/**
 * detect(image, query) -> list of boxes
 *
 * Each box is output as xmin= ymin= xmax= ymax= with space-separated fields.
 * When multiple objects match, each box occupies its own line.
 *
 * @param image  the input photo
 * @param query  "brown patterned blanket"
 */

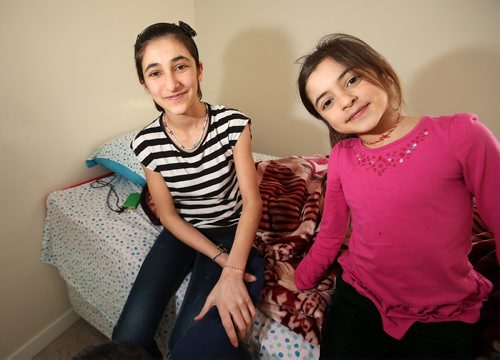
xmin=254 ymin=155 xmax=335 ymax=345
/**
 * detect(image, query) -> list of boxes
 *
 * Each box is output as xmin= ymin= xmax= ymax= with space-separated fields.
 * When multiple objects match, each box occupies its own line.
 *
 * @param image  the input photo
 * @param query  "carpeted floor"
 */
xmin=33 ymin=318 xmax=108 ymax=360
xmin=31 ymin=317 xmax=500 ymax=360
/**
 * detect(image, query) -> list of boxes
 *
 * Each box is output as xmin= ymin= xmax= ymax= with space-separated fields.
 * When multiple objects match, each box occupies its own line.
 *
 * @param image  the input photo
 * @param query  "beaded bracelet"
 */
xmin=224 ymin=264 xmax=244 ymax=272
xmin=212 ymin=244 xmax=227 ymax=262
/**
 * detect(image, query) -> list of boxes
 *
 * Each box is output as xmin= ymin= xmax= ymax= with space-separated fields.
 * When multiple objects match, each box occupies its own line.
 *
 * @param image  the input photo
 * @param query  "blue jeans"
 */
xmin=112 ymin=226 xmax=265 ymax=359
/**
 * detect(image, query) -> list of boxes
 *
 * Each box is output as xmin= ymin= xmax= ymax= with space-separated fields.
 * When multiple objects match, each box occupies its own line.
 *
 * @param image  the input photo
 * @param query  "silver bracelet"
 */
xmin=212 ymin=244 xmax=227 ymax=262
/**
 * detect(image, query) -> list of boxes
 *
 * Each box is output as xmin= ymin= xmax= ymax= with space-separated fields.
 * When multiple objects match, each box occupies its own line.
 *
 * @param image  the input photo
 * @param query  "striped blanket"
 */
xmin=254 ymin=155 xmax=337 ymax=345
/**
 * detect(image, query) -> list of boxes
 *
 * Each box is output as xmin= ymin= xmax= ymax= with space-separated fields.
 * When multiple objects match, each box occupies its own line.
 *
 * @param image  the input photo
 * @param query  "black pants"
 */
xmin=320 ymin=274 xmax=477 ymax=359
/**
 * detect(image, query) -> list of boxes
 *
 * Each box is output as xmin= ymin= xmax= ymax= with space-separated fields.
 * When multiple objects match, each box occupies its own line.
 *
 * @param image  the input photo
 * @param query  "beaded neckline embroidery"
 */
xmin=353 ymin=128 xmax=429 ymax=176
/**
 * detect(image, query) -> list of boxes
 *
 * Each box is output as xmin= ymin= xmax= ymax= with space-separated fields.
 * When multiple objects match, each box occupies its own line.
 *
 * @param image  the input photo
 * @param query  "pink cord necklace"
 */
xmin=361 ymin=113 xmax=402 ymax=146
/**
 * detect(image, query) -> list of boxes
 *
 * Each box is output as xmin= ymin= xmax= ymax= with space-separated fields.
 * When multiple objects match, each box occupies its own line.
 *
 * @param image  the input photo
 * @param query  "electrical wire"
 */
xmin=90 ymin=175 xmax=126 ymax=213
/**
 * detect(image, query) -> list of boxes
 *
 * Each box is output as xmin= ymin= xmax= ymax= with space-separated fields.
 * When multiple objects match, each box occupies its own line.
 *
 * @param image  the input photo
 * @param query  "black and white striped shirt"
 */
xmin=131 ymin=104 xmax=250 ymax=228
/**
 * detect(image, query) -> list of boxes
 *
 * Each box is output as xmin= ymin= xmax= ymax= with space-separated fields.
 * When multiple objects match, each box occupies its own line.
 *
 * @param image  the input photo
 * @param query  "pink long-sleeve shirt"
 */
xmin=295 ymin=113 xmax=500 ymax=340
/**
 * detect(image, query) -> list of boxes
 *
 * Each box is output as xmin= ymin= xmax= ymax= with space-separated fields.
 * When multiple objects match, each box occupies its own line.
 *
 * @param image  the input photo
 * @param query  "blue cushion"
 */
xmin=86 ymin=130 xmax=146 ymax=186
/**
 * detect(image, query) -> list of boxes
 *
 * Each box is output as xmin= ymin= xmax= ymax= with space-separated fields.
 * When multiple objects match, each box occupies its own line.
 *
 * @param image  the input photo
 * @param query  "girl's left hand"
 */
xmin=274 ymin=261 xmax=298 ymax=291
xmin=213 ymin=252 xmax=256 ymax=283
xmin=194 ymin=268 xmax=256 ymax=348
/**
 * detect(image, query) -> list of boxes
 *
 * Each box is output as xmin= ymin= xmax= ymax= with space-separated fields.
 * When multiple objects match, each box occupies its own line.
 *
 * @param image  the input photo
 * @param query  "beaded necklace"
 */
xmin=163 ymin=104 xmax=209 ymax=151
xmin=361 ymin=112 xmax=401 ymax=146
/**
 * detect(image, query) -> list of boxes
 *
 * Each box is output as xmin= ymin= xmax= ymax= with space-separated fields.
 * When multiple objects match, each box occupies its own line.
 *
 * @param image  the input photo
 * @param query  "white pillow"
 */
xmin=86 ymin=130 xmax=146 ymax=186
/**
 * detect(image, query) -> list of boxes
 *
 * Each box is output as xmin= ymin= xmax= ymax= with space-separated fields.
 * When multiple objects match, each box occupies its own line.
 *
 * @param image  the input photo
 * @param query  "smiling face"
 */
xmin=141 ymin=36 xmax=203 ymax=117
xmin=297 ymin=34 xmax=403 ymax=145
xmin=305 ymin=58 xmax=390 ymax=137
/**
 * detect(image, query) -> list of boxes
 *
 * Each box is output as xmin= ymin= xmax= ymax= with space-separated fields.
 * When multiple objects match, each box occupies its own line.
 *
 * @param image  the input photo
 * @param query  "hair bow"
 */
xmin=178 ymin=21 xmax=197 ymax=37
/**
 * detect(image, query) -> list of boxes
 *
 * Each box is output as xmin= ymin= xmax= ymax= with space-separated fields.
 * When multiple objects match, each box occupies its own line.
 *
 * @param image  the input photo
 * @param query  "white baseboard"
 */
xmin=8 ymin=309 xmax=79 ymax=360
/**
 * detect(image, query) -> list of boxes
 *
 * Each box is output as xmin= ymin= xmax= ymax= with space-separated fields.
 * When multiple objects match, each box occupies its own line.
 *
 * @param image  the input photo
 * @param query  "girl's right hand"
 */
xmin=195 ymin=266 xmax=256 ymax=347
xmin=274 ymin=262 xmax=298 ymax=291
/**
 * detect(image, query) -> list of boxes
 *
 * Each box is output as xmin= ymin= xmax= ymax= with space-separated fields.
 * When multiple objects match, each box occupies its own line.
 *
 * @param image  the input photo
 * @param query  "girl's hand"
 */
xmin=274 ymin=262 xmax=298 ymax=291
xmin=194 ymin=267 xmax=256 ymax=348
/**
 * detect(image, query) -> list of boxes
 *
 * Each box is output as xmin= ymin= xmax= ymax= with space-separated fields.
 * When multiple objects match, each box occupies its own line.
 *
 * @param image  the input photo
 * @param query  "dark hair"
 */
xmin=72 ymin=340 xmax=153 ymax=359
xmin=134 ymin=21 xmax=202 ymax=112
xmin=297 ymin=33 xmax=403 ymax=146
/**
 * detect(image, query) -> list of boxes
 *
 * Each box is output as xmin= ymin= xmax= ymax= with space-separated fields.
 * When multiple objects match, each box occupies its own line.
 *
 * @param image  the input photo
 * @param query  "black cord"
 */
xmin=90 ymin=175 xmax=126 ymax=213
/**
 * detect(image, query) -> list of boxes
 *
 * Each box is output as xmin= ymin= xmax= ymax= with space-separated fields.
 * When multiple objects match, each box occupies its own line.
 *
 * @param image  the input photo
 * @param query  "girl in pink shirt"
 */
xmin=276 ymin=34 xmax=499 ymax=359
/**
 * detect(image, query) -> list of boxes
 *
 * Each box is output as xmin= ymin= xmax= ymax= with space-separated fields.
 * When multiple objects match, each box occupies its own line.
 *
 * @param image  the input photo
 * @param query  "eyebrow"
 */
xmin=143 ymin=55 xmax=190 ymax=74
xmin=313 ymin=67 xmax=353 ymax=109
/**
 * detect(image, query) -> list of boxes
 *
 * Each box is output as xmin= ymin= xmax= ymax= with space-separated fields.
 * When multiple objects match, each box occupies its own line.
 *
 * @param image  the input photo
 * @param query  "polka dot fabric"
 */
xmin=41 ymin=173 xmax=318 ymax=359
xmin=248 ymin=312 xmax=319 ymax=359
xmin=41 ymin=175 xmax=160 ymax=328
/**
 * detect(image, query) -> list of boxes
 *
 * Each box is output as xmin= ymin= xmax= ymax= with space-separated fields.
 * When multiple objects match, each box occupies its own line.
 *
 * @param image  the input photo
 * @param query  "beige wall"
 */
xmin=0 ymin=1 xmax=195 ymax=357
xmin=1 ymin=0 xmax=498 ymax=357
xmin=195 ymin=0 xmax=499 ymax=156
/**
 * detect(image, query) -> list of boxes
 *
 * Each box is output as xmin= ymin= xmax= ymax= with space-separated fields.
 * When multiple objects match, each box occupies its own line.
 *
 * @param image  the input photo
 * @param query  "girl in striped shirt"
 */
xmin=112 ymin=21 xmax=264 ymax=359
